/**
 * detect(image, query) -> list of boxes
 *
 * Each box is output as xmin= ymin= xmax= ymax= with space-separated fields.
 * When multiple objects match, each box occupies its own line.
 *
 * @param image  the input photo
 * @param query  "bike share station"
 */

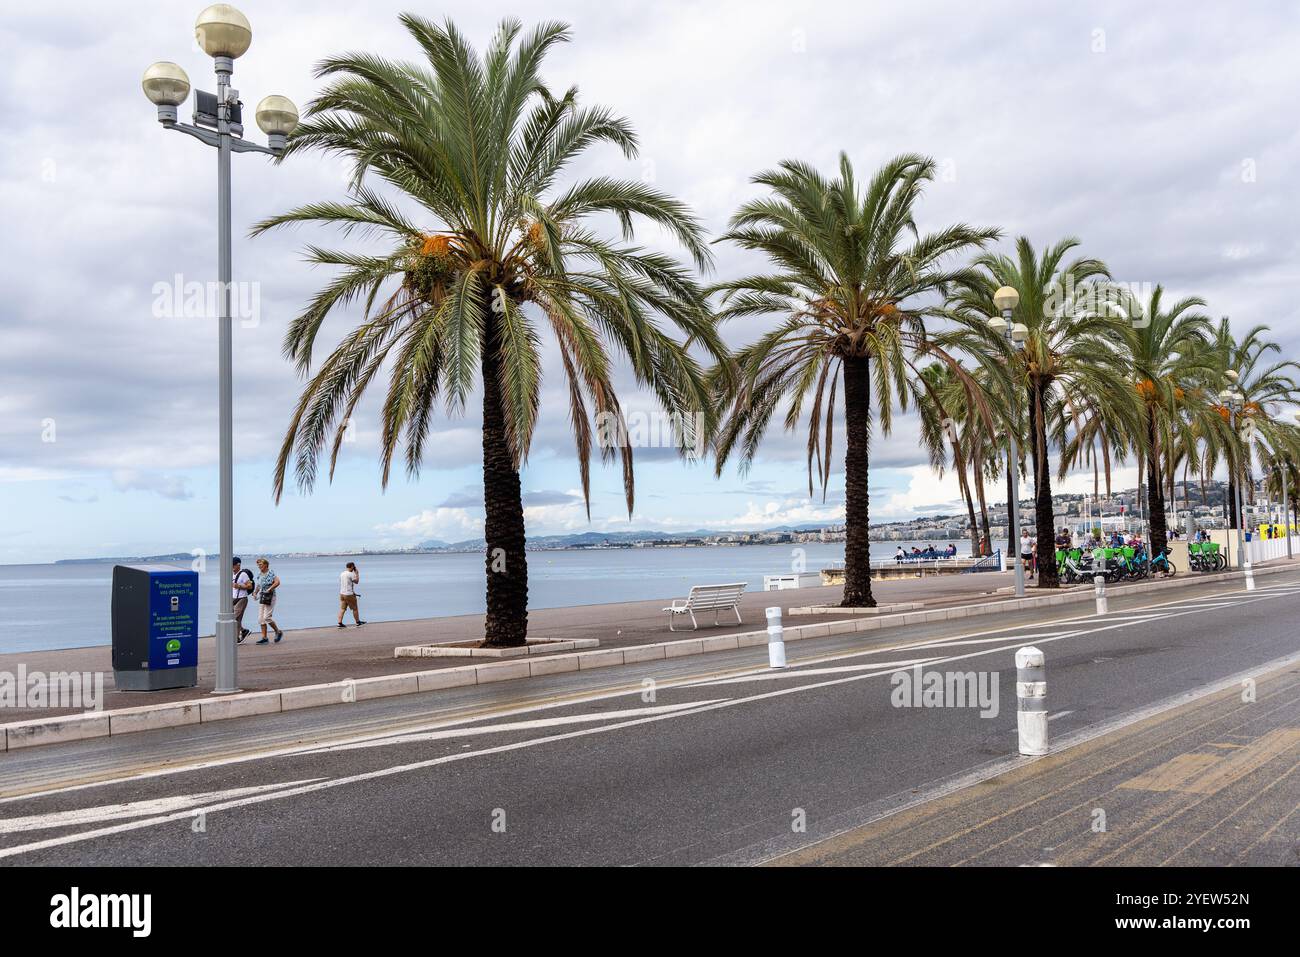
xmin=111 ymin=565 xmax=200 ymax=690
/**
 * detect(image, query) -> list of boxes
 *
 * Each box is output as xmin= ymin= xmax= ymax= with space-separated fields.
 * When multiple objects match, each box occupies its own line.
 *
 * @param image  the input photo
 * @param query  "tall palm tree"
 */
xmin=947 ymin=238 xmax=1143 ymax=587
xmin=1114 ymin=286 xmax=1213 ymax=556
xmin=1262 ymin=442 xmax=1300 ymax=533
xmin=1220 ymin=321 xmax=1300 ymax=521
xmin=1200 ymin=321 xmax=1300 ymax=528
xmin=710 ymin=153 xmax=998 ymax=607
xmin=254 ymin=16 xmax=726 ymax=646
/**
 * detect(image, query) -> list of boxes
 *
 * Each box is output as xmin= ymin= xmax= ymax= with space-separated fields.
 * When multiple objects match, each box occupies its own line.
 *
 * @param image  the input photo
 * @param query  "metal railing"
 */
xmin=962 ymin=549 xmax=1003 ymax=574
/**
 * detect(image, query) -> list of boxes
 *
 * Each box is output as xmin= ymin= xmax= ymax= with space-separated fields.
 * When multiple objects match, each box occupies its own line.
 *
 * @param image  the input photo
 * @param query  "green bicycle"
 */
xmin=1188 ymin=540 xmax=1226 ymax=572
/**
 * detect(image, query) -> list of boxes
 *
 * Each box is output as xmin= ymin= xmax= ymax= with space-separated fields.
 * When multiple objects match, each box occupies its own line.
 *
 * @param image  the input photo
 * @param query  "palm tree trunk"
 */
xmin=841 ymin=355 xmax=875 ymax=607
xmin=961 ymin=471 xmax=980 ymax=556
xmin=481 ymin=315 xmax=530 ymax=647
xmin=950 ymin=441 xmax=980 ymax=555
xmin=1029 ymin=380 xmax=1060 ymax=588
xmin=1146 ymin=409 xmax=1168 ymax=556
xmin=973 ymin=453 xmax=991 ymax=555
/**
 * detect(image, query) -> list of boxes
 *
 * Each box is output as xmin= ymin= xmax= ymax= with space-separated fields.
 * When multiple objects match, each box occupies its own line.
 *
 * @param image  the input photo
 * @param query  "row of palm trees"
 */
xmin=257 ymin=16 xmax=1300 ymax=645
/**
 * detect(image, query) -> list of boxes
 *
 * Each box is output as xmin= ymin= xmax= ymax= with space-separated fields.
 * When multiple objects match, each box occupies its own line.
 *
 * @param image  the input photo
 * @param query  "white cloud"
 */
xmin=375 ymin=507 xmax=482 ymax=542
xmin=111 ymin=469 xmax=192 ymax=500
xmin=879 ymin=467 xmax=966 ymax=519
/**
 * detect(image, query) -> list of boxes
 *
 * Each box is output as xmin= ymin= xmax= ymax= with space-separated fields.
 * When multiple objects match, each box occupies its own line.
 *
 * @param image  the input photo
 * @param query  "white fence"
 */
xmin=1244 ymin=533 xmax=1300 ymax=565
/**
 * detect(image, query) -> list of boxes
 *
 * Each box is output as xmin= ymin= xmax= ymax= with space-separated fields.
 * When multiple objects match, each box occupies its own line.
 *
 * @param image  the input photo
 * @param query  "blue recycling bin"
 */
xmin=111 ymin=564 xmax=199 ymax=690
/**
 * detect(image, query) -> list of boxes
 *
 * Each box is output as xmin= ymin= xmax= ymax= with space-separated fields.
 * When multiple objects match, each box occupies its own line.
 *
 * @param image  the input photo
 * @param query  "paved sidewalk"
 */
xmin=0 ymin=572 xmax=1016 ymax=719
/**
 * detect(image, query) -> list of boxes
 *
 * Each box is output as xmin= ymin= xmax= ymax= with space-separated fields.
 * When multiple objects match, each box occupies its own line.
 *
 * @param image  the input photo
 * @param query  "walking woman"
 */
xmin=252 ymin=557 xmax=284 ymax=644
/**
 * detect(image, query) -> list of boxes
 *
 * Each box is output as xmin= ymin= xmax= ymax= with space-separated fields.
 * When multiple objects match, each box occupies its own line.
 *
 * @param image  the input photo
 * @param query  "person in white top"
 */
xmin=1020 ymin=528 xmax=1036 ymax=578
xmin=231 ymin=557 xmax=255 ymax=642
xmin=338 ymin=561 xmax=365 ymax=627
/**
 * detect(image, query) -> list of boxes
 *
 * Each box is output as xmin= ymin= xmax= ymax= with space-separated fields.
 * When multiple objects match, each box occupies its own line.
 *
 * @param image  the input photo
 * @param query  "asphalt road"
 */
xmin=1 ymin=571 xmax=1298 ymax=866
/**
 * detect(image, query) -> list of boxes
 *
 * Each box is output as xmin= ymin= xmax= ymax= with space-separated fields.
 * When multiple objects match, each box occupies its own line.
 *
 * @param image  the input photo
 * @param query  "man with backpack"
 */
xmin=232 ymin=556 xmax=254 ymax=643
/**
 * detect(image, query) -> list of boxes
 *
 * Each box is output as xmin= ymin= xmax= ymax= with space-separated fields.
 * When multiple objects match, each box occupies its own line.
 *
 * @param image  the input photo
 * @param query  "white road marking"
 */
xmin=297 ymin=700 xmax=729 ymax=754
xmin=895 ymin=631 xmax=1083 ymax=652
xmin=0 ymin=780 xmax=320 ymax=834
xmin=680 ymin=658 xmax=943 ymax=689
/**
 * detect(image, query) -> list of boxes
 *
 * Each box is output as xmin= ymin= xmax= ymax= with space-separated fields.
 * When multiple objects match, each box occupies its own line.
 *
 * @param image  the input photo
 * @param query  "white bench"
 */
xmin=663 ymin=582 xmax=747 ymax=632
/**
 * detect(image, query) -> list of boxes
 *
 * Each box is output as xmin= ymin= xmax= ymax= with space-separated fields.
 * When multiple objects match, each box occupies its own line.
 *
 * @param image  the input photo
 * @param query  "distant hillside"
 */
xmin=419 ymin=524 xmax=831 ymax=551
xmin=56 ymin=552 xmax=199 ymax=566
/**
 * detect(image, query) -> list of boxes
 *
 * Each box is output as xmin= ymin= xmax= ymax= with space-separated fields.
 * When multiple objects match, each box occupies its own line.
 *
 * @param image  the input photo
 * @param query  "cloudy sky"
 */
xmin=2 ymin=1 xmax=1297 ymax=564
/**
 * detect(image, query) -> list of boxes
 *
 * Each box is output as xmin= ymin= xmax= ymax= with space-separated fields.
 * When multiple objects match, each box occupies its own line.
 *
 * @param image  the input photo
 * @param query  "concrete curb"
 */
xmin=393 ymin=637 xmax=601 ymax=659
xmin=789 ymin=601 xmax=923 ymax=616
xmin=3 ymin=561 xmax=1295 ymax=753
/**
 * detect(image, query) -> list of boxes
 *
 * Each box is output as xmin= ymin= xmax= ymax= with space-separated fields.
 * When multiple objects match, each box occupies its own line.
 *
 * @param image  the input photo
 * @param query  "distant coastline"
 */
xmin=49 ymin=518 xmax=976 ymax=566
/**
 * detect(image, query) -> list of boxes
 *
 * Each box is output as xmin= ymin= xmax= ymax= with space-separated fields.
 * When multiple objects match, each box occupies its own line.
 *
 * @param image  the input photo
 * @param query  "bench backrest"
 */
xmin=684 ymin=582 xmax=747 ymax=610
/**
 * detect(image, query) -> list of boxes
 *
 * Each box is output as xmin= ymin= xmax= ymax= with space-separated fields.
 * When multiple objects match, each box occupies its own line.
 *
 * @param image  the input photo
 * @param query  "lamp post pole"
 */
xmin=1005 ymin=325 xmax=1024 ymax=598
xmin=989 ymin=286 xmax=1025 ymax=597
xmin=1280 ymin=463 xmax=1291 ymax=559
xmin=143 ymin=6 xmax=298 ymax=694
xmin=1229 ymin=398 xmax=1246 ymax=569
xmin=215 ymin=55 xmax=237 ymax=693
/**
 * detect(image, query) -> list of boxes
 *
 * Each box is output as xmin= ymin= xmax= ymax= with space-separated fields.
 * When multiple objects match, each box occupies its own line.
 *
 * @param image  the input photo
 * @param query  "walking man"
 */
xmin=338 ymin=561 xmax=365 ymax=628
xmin=232 ymin=556 xmax=254 ymax=643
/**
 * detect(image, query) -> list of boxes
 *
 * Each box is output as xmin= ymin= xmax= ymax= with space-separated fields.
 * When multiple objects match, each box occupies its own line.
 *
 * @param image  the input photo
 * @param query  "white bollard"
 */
xmin=1093 ymin=574 xmax=1108 ymax=616
xmin=1243 ymin=561 xmax=1256 ymax=591
xmin=1016 ymin=646 xmax=1049 ymax=756
xmin=766 ymin=606 xmax=787 ymax=669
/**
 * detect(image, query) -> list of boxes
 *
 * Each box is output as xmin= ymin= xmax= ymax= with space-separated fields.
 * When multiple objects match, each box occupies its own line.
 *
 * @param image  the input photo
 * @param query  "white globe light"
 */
xmin=142 ymin=61 xmax=191 ymax=106
xmin=1011 ymin=322 xmax=1030 ymax=343
xmin=993 ymin=285 xmax=1020 ymax=312
xmin=255 ymin=95 xmax=299 ymax=135
xmin=987 ymin=315 xmax=1008 ymax=333
xmin=195 ymin=4 xmax=252 ymax=58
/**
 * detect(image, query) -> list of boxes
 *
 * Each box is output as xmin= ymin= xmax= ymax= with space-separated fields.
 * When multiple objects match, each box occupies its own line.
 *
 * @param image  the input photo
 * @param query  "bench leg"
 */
xmin=690 ymin=611 xmax=698 ymax=631
xmin=734 ymin=606 xmax=742 ymax=625
xmin=669 ymin=611 xmax=680 ymax=632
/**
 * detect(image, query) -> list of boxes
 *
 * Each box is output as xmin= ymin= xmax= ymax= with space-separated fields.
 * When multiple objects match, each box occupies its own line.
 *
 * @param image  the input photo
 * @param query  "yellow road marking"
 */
xmin=1119 ymin=728 xmax=1300 ymax=794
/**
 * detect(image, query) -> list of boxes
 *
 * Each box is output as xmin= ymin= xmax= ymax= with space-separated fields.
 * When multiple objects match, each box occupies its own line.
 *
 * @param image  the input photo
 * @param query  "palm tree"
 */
xmin=254 ymin=16 xmax=726 ymax=646
xmin=1262 ymin=444 xmax=1300 ymax=534
xmin=1197 ymin=321 xmax=1300 ymax=529
xmin=710 ymin=153 xmax=998 ymax=607
xmin=916 ymin=361 xmax=994 ymax=555
xmin=1114 ymin=286 xmax=1213 ymax=557
xmin=947 ymin=238 xmax=1143 ymax=587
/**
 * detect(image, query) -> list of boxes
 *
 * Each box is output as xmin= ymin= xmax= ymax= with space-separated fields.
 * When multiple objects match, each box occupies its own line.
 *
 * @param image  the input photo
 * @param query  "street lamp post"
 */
xmin=989 ymin=285 xmax=1026 ymax=597
xmin=1278 ymin=460 xmax=1292 ymax=559
xmin=143 ymin=5 xmax=298 ymax=694
xmin=1220 ymin=383 xmax=1247 ymax=570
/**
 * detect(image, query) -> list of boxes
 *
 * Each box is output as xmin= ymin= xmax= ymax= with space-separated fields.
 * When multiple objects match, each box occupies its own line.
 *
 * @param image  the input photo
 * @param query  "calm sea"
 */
xmin=2 ymin=539 xmax=985 ymax=654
